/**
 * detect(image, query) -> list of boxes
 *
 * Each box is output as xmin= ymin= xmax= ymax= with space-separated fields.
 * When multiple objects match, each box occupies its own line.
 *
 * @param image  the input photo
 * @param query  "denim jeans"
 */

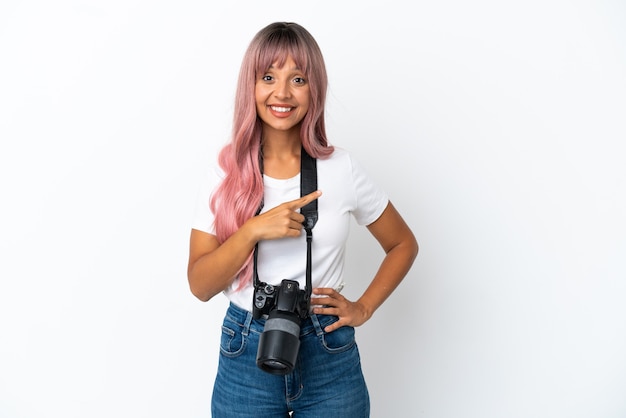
xmin=211 ymin=302 xmax=370 ymax=417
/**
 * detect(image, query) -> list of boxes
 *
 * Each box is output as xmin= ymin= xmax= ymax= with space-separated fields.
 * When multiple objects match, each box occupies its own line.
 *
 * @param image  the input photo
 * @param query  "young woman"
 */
xmin=188 ymin=22 xmax=418 ymax=417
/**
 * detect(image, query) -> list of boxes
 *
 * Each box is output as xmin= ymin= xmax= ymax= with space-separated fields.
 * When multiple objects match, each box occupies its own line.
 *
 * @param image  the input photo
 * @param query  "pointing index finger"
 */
xmin=290 ymin=190 xmax=322 ymax=209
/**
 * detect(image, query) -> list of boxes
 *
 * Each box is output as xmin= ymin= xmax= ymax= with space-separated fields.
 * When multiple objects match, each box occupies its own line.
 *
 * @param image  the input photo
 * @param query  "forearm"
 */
xmin=357 ymin=236 xmax=418 ymax=319
xmin=188 ymin=225 xmax=257 ymax=302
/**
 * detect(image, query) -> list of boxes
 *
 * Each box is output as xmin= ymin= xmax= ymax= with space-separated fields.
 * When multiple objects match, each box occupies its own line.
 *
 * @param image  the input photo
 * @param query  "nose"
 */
xmin=274 ymin=79 xmax=292 ymax=99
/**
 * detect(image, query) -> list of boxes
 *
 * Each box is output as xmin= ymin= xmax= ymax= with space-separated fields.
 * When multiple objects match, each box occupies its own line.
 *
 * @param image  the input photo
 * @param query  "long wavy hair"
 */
xmin=210 ymin=22 xmax=334 ymax=287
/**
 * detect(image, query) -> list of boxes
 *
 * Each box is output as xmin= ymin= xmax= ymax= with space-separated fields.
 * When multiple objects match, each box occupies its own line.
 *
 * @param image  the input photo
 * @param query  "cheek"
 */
xmin=298 ymin=90 xmax=311 ymax=113
xmin=299 ymin=102 xmax=310 ymax=118
xmin=255 ymin=83 xmax=267 ymax=104
xmin=255 ymin=90 xmax=267 ymax=113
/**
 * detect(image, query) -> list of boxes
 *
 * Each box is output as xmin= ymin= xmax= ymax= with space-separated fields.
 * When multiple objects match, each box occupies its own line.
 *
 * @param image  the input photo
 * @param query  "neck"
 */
xmin=261 ymin=134 xmax=302 ymax=179
xmin=261 ymin=130 xmax=302 ymax=160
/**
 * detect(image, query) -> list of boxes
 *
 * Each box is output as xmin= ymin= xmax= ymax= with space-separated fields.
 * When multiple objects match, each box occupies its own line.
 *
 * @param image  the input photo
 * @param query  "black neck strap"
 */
xmin=253 ymin=147 xmax=318 ymax=302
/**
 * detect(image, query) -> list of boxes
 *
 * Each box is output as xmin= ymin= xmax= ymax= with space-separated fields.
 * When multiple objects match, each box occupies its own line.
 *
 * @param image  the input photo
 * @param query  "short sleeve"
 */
xmin=349 ymin=154 xmax=389 ymax=226
xmin=191 ymin=164 xmax=224 ymax=234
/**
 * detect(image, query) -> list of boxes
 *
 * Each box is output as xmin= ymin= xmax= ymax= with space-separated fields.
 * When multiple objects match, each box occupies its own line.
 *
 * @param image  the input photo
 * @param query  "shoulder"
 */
xmin=318 ymin=146 xmax=352 ymax=167
xmin=326 ymin=145 xmax=349 ymax=158
xmin=319 ymin=146 xmax=374 ymax=176
xmin=317 ymin=146 xmax=354 ymax=177
xmin=204 ymin=162 xmax=226 ymax=186
xmin=194 ymin=162 xmax=226 ymax=202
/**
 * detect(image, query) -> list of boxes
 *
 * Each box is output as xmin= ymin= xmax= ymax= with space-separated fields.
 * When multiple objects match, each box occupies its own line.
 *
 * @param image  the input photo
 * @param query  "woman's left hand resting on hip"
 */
xmin=312 ymin=201 xmax=418 ymax=333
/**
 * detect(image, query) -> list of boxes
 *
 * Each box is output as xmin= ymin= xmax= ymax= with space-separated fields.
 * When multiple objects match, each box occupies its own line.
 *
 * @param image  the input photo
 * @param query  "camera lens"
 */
xmin=262 ymin=360 xmax=288 ymax=373
xmin=256 ymin=310 xmax=301 ymax=375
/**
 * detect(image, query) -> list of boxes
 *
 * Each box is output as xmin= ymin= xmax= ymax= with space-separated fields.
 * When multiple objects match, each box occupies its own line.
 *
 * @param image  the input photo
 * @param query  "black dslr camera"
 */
xmin=252 ymin=279 xmax=310 ymax=375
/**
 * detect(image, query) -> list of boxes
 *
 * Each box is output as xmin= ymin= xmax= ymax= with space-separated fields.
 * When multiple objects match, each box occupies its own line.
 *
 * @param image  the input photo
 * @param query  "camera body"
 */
xmin=253 ymin=279 xmax=310 ymax=375
xmin=252 ymin=279 xmax=309 ymax=320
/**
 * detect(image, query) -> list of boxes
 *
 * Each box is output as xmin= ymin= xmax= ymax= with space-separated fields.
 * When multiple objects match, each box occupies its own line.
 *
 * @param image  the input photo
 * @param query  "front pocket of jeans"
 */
xmin=219 ymin=325 xmax=247 ymax=357
xmin=319 ymin=322 xmax=356 ymax=353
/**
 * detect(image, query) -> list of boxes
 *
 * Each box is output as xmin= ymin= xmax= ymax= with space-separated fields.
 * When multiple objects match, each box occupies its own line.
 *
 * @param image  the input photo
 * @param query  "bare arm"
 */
xmin=187 ymin=190 xmax=322 ymax=301
xmin=312 ymin=201 xmax=418 ymax=331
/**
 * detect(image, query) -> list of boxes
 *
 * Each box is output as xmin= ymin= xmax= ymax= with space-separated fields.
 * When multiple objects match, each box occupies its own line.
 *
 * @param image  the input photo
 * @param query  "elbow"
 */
xmin=190 ymin=287 xmax=212 ymax=302
xmin=411 ymin=236 xmax=419 ymax=261
xmin=402 ymin=233 xmax=419 ymax=267
xmin=389 ymin=233 xmax=419 ymax=269
xmin=187 ymin=272 xmax=215 ymax=302
xmin=187 ymin=263 xmax=231 ymax=302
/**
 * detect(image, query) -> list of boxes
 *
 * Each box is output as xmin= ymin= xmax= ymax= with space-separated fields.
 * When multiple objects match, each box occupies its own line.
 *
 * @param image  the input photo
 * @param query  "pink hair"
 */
xmin=210 ymin=22 xmax=334 ymax=288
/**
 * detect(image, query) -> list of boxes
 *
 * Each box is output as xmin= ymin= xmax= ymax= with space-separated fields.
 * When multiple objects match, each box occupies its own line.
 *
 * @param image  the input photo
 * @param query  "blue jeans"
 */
xmin=211 ymin=303 xmax=370 ymax=417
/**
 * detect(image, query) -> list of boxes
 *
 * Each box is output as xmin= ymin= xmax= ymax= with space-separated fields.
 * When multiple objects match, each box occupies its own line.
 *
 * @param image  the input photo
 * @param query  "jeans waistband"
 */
xmin=225 ymin=302 xmax=331 ymax=337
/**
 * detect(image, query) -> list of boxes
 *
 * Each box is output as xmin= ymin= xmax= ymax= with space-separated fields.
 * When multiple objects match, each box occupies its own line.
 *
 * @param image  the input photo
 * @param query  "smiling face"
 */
xmin=255 ymin=55 xmax=310 ymax=138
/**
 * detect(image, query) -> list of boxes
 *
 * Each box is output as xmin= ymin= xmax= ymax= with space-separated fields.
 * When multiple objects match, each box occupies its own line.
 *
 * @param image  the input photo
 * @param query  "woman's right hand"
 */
xmin=246 ymin=190 xmax=322 ymax=241
xmin=188 ymin=190 xmax=321 ymax=301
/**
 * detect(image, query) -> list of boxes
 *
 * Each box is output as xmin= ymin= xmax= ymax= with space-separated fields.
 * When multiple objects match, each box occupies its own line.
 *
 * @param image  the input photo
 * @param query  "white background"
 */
xmin=1 ymin=1 xmax=625 ymax=417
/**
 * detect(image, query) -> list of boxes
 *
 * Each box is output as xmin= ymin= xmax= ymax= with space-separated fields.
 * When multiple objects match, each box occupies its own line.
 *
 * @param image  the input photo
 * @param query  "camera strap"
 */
xmin=300 ymin=148 xmax=317 ymax=305
xmin=253 ymin=147 xmax=318 ymax=306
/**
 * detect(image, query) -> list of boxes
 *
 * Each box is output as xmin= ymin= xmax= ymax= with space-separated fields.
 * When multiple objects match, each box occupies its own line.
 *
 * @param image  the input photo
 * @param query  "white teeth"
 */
xmin=271 ymin=106 xmax=292 ymax=112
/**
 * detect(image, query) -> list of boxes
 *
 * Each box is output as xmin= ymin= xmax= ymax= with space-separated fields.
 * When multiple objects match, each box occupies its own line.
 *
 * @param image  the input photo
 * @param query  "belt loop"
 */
xmin=309 ymin=313 xmax=324 ymax=337
xmin=242 ymin=310 xmax=253 ymax=337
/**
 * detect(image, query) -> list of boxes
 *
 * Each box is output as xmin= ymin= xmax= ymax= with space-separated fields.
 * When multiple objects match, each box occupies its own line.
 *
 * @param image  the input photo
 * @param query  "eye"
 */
xmin=293 ymin=76 xmax=306 ymax=85
xmin=261 ymin=75 xmax=273 ymax=82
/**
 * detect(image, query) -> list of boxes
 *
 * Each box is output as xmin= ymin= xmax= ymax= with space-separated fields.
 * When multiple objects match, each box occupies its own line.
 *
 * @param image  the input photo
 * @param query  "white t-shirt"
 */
xmin=191 ymin=147 xmax=389 ymax=311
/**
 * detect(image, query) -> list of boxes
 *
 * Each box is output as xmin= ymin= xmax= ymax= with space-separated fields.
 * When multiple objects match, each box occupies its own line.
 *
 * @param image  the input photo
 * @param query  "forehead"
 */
xmin=268 ymin=56 xmax=301 ymax=70
xmin=257 ymin=46 xmax=308 ymax=74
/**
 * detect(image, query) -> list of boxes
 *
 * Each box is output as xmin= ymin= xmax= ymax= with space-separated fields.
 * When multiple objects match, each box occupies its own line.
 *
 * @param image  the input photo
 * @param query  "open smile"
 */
xmin=270 ymin=106 xmax=294 ymax=113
